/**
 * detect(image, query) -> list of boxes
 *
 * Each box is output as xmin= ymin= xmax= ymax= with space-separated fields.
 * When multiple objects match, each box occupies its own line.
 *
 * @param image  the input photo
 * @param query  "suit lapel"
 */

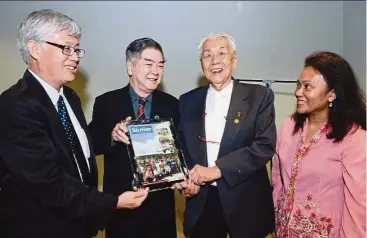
xmin=63 ymin=88 xmax=98 ymax=180
xmin=150 ymin=91 xmax=159 ymax=120
xmin=194 ymin=86 xmax=209 ymax=167
xmin=23 ymin=72 xmax=72 ymax=163
xmin=63 ymin=88 xmax=86 ymax=129
xmin=119 ymin=85 xmax=135 ymax=120
xmin=218 ymin=80 xmax=249 ymax=158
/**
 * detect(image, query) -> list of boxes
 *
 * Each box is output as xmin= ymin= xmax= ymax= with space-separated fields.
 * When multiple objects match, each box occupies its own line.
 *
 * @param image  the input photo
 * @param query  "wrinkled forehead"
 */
xmin=202 ymin=37 xmax=232 ymax=51
xmin=46 ymin=29 xmax=80 ymax=44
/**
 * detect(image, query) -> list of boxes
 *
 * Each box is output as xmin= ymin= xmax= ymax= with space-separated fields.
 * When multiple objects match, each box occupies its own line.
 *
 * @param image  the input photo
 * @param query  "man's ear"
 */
xmin=127 ymin=60 xmax=134 ymax=76
xmin=27 ymin=40 xmax=42 ymax=61
xmin=232 ymin=52 xmax=238 ymax=70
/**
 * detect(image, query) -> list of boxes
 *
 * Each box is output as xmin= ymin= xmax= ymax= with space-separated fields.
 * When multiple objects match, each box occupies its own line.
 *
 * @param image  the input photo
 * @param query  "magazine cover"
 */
xmin=127 ymin=121 xmax=187 ymax=188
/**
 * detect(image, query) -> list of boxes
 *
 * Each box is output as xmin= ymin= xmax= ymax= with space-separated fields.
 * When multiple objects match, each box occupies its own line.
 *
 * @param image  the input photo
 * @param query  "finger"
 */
xmin=112 ymin=133 xmax=126 ymax=143
xmin=117 ymin=123 xmax=129 ymax=134
xmin=112 ymin=126 xmax=126 ymax=139
xmin=171 ymin=185 xmax=176 ymax=190
xmin=186 ymin=182 xmax=194 ymax=194
xmin=115 ymin=124 xmax=128 ymax=135
xmin=111 ymin=127 xmax=120 ymax=140
xmin=114 ymin=134 xmax=127 ymax=143
xmin=197 ymin=177 xmax=204 ymax=186
xmin=190 ymin=174 xmax=196 ymax=185
xmin=182 ymin=189 xmax=191 ymax=197
xmin=192 ymin=174 xmax=200 ymax=185
xmin=116 ymin=130 xmax=130 ymax=143
xmin=171 ymin=183 xmax=182 ymax=190
xmin=125 ymin=116 xmax=132 ymax=124
xmin=193 ymin=184 xmax=200 ymax=194
xmin=133 ymin=189 xmax=148 ymax=198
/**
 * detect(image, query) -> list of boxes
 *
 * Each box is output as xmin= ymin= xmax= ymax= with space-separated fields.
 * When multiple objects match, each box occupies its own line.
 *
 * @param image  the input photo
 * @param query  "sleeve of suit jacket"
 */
xmin=0 ymin=97 xmax=118 ymax=229
xmin=177 ymin=97 xmax=194 ymax=169
xmin=216 ymin=87 xmax=276 ymax=188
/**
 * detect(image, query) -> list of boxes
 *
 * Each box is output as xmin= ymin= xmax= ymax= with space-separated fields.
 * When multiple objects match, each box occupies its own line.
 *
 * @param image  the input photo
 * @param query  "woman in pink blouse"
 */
xmin=272 ymin=51 xmax=366 ymax=238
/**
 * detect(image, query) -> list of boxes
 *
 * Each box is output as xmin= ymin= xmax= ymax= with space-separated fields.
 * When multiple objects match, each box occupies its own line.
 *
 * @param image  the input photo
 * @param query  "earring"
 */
xmin=329 ymin=102 xmax=333 ymax=108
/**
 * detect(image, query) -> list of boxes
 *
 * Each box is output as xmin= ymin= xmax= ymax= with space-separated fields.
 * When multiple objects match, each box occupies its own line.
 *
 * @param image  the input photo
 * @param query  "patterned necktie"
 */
xmin=57 ymin=95 xmax=91 ymax=185
xmin=136 ymin=97 xmax=147 ymax=121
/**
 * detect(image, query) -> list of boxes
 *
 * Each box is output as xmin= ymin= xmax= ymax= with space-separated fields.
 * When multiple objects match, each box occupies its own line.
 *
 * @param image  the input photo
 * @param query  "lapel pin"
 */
xmin=234 ymin=119 xmax=240 ymax=124
xmin=154 ymin=115 xmax=160 ymax=120
xmin=236 ymin=112 xmax=242 ymax=118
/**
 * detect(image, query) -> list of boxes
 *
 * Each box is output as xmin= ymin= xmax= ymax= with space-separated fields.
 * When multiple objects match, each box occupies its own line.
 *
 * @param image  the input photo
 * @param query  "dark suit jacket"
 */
xmin=88 ymin=84 xmax=179 ymax=237
xmin=0 ymin=70 xmax=117 ymax=238
xmin=178 ymin=79 xmax=276 ymax=238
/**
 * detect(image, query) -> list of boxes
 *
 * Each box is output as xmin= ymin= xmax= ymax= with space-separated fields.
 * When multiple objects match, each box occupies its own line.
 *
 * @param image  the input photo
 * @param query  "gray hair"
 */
xmin=17 ymin=9 xmax=81 ymax=65
xmin=198 ymin=32 xmax=237 ymax=58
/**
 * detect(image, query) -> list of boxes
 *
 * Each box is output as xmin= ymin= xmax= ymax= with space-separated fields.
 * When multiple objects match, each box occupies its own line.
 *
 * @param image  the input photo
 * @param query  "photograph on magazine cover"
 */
xmin=126 ymin=119 xmax=188 ymax=191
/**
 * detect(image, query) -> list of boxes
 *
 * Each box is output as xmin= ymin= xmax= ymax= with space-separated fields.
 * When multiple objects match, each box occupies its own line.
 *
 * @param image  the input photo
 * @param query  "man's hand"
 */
xmin=112 ymin=116 xmax=132 ymax=144
xmin=171 ymin=180 xmax=200 ymax=198
xmin=190 ymin=165 xmax=222 ymax=185
xmin=116 ymin=188 xmax=149 ymax=209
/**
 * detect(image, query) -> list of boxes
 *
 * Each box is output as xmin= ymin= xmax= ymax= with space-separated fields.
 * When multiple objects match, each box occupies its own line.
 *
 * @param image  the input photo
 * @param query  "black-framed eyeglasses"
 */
xmin=43 ymin=41 xmax=85 ymax=58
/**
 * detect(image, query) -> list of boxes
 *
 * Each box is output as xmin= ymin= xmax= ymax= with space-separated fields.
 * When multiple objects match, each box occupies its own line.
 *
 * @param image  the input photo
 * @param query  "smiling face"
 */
xmin=28 ymin=29 xmax=81 ymax=89
xmin=200 ymin=37 xmax=238 ymax=90
xmin=295 ymin=66 xmax=336 ymax=117
xmin=127 ymin=48 xmax=165 ymax=96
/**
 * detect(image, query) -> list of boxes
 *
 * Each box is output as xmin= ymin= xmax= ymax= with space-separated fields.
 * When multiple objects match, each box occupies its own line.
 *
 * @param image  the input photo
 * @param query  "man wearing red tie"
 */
xmin=88 ymin=38 xmax=179 ymax=238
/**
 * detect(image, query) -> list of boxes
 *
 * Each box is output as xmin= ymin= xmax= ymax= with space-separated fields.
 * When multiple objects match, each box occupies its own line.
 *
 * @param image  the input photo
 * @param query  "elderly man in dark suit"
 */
xmin=176 ymin=32 xmax=276 ymax=238
xmin=0 ymin=9 xmax=148 ymax=238
xmin=88 ymin=37 xmax=179 ymax=238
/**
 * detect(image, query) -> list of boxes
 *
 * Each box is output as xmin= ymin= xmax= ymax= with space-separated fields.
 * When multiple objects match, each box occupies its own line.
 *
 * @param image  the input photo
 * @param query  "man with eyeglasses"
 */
xmin=42 ymin=40 xmax=86 ymax=58
xmin=174 ymin=32 xmax=277 ymax=238
xmin=0 ymin=9 xmax=148 ymax=238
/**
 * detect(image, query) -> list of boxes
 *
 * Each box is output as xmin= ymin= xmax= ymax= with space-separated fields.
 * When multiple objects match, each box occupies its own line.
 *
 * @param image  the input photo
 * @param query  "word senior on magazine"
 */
xmin=130 ymin=125 xmax=154 ymax=134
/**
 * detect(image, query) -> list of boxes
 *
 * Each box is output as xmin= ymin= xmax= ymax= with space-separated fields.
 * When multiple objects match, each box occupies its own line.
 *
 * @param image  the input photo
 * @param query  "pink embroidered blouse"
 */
xmin=272 ymin=116 xmax=366 ymax=238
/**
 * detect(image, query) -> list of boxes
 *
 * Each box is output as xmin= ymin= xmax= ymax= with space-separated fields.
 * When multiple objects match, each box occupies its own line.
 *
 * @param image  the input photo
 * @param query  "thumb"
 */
xmin=133 ymin=189 xmax=148 ymax=198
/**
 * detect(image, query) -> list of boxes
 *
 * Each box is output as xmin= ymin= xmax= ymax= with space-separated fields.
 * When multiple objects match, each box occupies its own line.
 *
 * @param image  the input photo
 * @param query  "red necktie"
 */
xmin=136 ymin=97 xmax=147 ymax=121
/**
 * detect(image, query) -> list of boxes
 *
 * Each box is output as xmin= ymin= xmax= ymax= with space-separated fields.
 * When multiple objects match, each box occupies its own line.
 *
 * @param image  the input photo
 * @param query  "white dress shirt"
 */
xmin=28 ymin=69 xmax=91 ymax=181
xmin=205 ymin=80 xmax=233 ymax=185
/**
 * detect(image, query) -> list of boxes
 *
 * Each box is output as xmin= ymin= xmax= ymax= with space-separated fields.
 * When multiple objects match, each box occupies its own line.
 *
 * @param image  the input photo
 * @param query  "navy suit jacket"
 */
xmin=178 ymin=79 xmax=276 ymax=238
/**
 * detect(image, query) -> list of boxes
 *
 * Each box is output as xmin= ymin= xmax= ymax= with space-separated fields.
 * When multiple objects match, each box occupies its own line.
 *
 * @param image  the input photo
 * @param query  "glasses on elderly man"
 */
xmin=43 ymin=41 xmax=85 ymax=58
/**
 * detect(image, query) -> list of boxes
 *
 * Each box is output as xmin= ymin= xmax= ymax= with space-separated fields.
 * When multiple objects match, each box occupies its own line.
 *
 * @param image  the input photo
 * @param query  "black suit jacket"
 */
xmin=88 ymin=84 xmax=179 ymax=236
xmin=178 ymin=79 xmax=276 ymax=238
xmin=0 ymin=70 xmax=117 ymax=238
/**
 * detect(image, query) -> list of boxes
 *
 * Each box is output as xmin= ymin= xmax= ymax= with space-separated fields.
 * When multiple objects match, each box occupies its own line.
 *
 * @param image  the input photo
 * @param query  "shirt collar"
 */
xmin=207 ymin=79 xmax=233 ymax=99
xmin=28 ymin=69 xmax=64 ymax=107
xmin=129 ymin=85 xmax=152 ymax=103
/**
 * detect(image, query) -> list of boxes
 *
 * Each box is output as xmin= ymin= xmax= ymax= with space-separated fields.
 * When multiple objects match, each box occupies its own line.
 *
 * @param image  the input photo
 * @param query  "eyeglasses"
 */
xmin=43 ymin=41 xmax=85 ymax=58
